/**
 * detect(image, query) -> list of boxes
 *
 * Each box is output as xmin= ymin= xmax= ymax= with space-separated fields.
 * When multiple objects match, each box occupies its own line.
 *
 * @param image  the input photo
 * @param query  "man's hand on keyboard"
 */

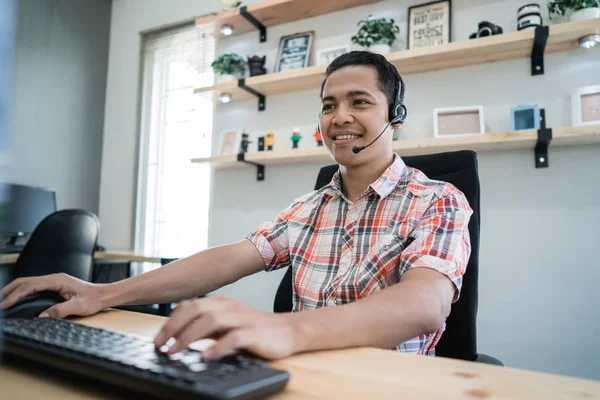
xmin=154 ymin=296 xmax=300 ymax=361
xmin=0 ymin=273 xmax=106 ymax=318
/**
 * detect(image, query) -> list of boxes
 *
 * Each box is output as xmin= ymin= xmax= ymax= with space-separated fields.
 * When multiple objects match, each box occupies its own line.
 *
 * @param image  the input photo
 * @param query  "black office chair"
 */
xmin=16 ymin=209 xmax=99 ymax=282
xmin=273 ymin=150 xmax=503 ymax=365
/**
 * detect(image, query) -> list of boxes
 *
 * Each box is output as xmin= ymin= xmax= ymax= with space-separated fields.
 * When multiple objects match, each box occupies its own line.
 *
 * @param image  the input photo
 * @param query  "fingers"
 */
xmin=154 ymin=297 xmax=230 ymax=349
xmin=167 ymin=313 xmax=242 ymax=355
xmin=39 ymin=299 xmax=80 ymax=319
xmin=0 ymin=276 xmax=60 ymax=310
xmin=203 ymin=330 xmax=248 ymax=361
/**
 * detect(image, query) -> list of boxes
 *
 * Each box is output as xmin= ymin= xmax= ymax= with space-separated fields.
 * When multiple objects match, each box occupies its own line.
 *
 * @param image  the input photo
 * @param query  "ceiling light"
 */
xmin=219 ymin=92 xmax=232 ymax=103
xmin=579 ymin=34 xmax=600 ymax=49
xmin=220 ymin=24 xmax=234 ymax=36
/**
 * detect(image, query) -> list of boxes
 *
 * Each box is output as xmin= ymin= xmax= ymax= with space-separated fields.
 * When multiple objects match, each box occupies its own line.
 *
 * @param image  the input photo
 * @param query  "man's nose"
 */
xmin=331 ymin=104 xmax=354 ymax=126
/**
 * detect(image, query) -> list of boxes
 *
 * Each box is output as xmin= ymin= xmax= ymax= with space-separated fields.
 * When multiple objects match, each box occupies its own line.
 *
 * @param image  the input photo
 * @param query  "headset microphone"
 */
xmin=352 ymin=121 xmax=392 ymax=154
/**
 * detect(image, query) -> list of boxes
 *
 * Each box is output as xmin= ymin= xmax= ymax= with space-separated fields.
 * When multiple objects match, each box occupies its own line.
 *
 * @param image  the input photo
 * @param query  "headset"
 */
xmin=318 ymin=76 xmax=407 ymax=154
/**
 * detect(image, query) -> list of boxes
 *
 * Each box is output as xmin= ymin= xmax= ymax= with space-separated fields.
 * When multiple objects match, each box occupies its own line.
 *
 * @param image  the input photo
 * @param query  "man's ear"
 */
xmin=391 ymin=122 xmax=404 ymax=130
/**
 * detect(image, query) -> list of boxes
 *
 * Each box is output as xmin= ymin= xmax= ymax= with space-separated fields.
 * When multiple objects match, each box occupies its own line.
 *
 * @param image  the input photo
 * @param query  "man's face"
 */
xmin=319 ymin=66 xmax=393 ymax=167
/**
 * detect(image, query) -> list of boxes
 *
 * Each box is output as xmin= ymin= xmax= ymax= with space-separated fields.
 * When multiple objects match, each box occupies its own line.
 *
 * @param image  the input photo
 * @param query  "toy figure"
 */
xmin=240 ymin=132 xmax=251 ymax=153
xmin=265 ymin=131 xmax=275 ymax=150
xmin=313 ymin=127 xmax=323 ymax=146
xmin=291 ymin=128 xmax=302 ymax=149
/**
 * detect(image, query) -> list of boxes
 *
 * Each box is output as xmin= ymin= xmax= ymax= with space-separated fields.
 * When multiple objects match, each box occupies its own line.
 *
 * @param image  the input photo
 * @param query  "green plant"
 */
xmin=548 ymin=0 xmax=599 ymax=19
xmin=351 ymin=16 xmax=400 ymax=48
xmin=211 ymin=53 xmax=247 ymax=76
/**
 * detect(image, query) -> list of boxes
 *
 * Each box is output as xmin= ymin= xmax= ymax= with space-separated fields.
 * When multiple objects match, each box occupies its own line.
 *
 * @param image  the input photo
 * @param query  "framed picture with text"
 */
xmin=316 ymin=45 xmax=349 ymax=66
xmin=408 ymin=0 xmax=452 ymax=50
xmin=274 ymin=31 xmax=314 ymax=73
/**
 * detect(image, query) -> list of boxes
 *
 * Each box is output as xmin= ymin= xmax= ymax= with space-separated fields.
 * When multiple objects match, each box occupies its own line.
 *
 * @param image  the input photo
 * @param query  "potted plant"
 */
xmin=548 ymin=0 xmax=600 ymax=22
xmin=211 ymin=53 xmax=247 ymax=83
xmin=351 ymin=16 xmax=400 ymax=55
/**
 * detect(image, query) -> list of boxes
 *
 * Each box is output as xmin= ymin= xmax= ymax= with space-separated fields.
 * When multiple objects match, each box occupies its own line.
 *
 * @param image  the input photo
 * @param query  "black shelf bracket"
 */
xmin=237 ymin=152 xmax=265 ymax=181
xmin=535 ymin=109 xmax=552 ymax=168
xmin=531 ymin=25 xmax=549 ymax=76
xmin=238 ymin=78 xmax=266 ymax=111
xmin=240 ymin=6 xmax=267 ymax=43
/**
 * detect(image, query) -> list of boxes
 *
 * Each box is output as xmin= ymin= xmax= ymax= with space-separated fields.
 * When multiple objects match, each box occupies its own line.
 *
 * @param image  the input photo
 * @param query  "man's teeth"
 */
xmin=334 ymin=135 xmax=360 ymax=140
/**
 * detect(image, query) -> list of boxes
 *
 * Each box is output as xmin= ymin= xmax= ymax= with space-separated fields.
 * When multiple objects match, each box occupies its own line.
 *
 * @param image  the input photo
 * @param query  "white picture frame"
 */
xmin=316 ymin=45 xmax=350 ymax=66
xmin=433 ymin=106 xmax=485 ymax=138
xmin=572 ymin=85 xmax=600 ymax=126
xmin=218 ymin=130 xmax=242 ymax=155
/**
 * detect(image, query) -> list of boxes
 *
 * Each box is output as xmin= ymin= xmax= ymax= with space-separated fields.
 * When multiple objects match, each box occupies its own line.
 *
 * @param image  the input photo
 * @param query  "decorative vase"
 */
xmin=570 ymin=8 xmax=600 ymax=22
xmin=369 ymin=43 xmax=391 ymax=55
xmin=218 ymin=74 xmax=237 ymax=83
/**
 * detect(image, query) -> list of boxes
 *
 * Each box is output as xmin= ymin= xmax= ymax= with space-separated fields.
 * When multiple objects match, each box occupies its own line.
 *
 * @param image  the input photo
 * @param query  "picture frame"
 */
xmin=571 ymin=85 xmax=600 ymax=126
xmin=407 ymin=0 xmax=452 ymax=50
xmin=433 ymin=106 xmax=485 ymax=138
xmin=511 ymin=104 xmax=541 ymax=131
xmin=218 ymin=130 xmax=242 ymax=156
xmin=316 ymin=45 xmax=349 ymax=66
xmin=274 ymin=31 xmax=314 ymax=73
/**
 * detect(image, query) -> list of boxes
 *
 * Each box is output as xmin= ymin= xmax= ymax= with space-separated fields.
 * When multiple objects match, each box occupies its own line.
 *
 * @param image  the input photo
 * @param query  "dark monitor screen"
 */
xmin=1 ymin=183 xmax=57 ymax=235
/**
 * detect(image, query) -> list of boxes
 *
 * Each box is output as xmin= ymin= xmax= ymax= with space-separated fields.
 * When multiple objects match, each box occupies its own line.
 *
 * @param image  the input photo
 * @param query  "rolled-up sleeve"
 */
xmin=246 ymin=201 xmax=302 ymax=272
xmin=399 ymin=190 xmax=473 ymax=302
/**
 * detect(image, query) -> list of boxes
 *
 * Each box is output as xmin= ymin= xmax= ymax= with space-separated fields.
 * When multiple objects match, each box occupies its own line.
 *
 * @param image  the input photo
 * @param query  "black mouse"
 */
xmin=2 ymin=290 xmax=66 ymax=318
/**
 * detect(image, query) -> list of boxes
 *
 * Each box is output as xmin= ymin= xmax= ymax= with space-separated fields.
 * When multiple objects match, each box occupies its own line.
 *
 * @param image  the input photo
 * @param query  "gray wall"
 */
xmin=103 ymin=0 xmax=600 ymax=381
xmin=8 ymin=0 xmax=111 ymax=213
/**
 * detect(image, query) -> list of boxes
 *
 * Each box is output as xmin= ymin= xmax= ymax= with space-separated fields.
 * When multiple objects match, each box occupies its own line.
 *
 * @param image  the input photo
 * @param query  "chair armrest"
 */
xmin=475 ymin=353 xmax=504 ymax=366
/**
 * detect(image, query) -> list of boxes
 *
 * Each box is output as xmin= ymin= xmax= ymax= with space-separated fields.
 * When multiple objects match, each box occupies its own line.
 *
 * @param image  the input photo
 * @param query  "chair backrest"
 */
xmin=16 ymin=209 xmax=100 ymax=281
xmin=273 ymin=150 xmax=481 ymax=361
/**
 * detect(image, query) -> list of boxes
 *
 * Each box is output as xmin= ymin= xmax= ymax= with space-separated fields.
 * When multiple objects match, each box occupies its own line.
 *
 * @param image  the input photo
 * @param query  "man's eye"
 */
xmin=355 ymin=99 xmax=368 ymax=105
xmin=322 ymin=104 xmax=334 ymax=111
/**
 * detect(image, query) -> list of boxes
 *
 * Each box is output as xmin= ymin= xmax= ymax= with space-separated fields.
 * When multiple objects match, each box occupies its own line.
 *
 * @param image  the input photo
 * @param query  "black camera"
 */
xmin=469 ymin=21 xmax=504 ymax=39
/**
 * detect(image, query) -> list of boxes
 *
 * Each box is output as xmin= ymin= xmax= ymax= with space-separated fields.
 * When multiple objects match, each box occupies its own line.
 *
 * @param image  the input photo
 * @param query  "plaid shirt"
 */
xmin=247 ymin=154 xmax=473 ymax=355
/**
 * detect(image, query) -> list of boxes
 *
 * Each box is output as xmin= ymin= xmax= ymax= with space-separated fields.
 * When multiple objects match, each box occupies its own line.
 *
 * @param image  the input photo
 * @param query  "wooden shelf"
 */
xmin=191 ymin=125 xmax=600 ymax=168
xmin=194 ymin=19 xmax=600 ymax=103
xmin=195 ymin=0 xmax=381 ymax=40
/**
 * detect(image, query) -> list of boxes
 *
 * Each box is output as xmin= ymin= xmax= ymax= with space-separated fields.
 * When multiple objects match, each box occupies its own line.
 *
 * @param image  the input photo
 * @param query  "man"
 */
xmin=0 ymin=51 xmax=472 ymax=362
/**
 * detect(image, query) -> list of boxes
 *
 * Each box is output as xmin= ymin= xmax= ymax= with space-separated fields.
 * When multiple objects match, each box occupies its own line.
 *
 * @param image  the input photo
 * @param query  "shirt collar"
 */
xmin=325 ymin=154 xmax=407 ymax=200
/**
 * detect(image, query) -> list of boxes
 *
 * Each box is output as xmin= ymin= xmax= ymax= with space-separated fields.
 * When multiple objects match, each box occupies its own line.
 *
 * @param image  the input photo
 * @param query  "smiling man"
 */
xmin=1 ymin=51 xmax=473 ymax=361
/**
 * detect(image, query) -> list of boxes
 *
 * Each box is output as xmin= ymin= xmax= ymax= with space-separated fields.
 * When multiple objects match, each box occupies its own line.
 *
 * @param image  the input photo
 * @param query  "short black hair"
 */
xmin=319 ymin=51 xmax=404 ymax=114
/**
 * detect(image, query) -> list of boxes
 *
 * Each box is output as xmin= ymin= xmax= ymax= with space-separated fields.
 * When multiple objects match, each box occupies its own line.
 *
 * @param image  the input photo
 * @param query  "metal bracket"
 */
xmin=237 ymin=152 xmax=265 ymax=181
xmin=238 ymin=78 xmax=266 ymax=111
xmin=535 ymin=108 xmax=551 ymax=168
xmin=531 ymin=25 xmax=549 ymax=76
xmin=240 ymin=6 xmax=266 ymax=42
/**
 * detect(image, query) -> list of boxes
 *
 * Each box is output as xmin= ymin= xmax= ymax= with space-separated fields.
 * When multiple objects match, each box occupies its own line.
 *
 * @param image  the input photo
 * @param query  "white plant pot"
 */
xmin=218 ymin=74 xmax=237 ymax=84
xmin=570 ymin=8 xmax=600 ymax=22
xmin=369 ymin=44 xmax=391 ymax=55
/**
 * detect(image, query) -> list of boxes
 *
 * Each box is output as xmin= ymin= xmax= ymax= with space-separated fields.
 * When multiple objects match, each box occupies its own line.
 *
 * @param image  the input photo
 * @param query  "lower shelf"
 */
xmin=191 ymin=125 xmax=600 ymax=168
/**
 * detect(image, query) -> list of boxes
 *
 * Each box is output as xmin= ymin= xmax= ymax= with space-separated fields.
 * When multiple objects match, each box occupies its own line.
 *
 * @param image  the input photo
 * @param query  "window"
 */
xmin=136 ymin=23 xmax=215 ymax=269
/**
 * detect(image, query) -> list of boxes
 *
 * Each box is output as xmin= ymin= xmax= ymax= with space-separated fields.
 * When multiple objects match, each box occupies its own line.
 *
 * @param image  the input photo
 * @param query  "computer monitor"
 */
xmin=1 ymin=183 xmax=57 ymax=240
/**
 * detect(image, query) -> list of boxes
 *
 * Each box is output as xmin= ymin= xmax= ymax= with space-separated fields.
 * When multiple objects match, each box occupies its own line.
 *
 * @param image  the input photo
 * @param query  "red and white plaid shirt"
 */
xmin=247 ymin=154 xmax=473 ymax=355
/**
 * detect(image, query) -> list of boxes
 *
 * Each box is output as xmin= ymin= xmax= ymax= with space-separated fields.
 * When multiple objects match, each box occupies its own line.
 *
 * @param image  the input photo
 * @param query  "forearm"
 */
xmin=100 ymin=240 xmax=264 ymax=309
xmin=289 ymin=278 xmax=448 ymax=353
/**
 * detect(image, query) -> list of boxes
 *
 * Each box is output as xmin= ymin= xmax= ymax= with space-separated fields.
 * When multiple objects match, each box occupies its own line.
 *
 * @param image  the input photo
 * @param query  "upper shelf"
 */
xmin=193 ymin=19 xmax=600 ymax=103
xmin=195 ymin=0 xmax=381 ymax=40
xmin=191 ymin=125 xmax=600 ymax=168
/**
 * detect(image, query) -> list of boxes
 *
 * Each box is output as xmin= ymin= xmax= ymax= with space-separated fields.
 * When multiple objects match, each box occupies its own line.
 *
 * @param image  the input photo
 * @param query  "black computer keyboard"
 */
xmin=0 ymin=244 xmax=24 ymax=253
xmin=2 ymin=318 xmax=290 ymax=399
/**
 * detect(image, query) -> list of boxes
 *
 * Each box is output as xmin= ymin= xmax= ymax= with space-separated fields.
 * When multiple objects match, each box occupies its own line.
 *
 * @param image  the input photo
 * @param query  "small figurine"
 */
xmin=265 ymin=131 xmax=275 ymax=150
xmin=248 ymin=55 xmax=267 ymax=77
xmin=291 ymin=128 xmax=302 ymax=149
xmin=313 ymin=127 xmax=323 ymax=147
xmin=240 ymin=132 xmax=251 ymax=153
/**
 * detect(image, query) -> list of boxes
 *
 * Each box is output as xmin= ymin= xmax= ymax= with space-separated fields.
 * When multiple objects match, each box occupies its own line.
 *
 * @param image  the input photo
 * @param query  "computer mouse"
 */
xmin=2 ymin=290 xmax=66 ymax=318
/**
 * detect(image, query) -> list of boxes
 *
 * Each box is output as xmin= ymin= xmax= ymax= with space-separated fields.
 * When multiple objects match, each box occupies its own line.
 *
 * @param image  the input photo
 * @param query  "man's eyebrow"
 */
xmin=322 ymin=90 xmax=376 ymax=103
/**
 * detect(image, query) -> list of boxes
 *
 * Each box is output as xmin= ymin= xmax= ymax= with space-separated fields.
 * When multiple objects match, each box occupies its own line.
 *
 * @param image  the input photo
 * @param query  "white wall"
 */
xmin=103 ymin=0 xmax=600 ymax=380
xmin=8 ymin=0 xmax=111 ymax=212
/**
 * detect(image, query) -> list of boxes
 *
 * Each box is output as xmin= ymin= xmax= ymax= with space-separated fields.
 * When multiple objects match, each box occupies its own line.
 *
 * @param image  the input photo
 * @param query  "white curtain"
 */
xmin=135 ymin=22 xmax=215 ymax=270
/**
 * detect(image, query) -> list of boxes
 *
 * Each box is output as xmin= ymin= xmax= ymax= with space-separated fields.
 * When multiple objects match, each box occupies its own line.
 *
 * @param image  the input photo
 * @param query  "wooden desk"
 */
xmin=0 ymin=250 xmax=165 ymax=265
xmin=2 ymin=311 xmax=600 ymax=399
